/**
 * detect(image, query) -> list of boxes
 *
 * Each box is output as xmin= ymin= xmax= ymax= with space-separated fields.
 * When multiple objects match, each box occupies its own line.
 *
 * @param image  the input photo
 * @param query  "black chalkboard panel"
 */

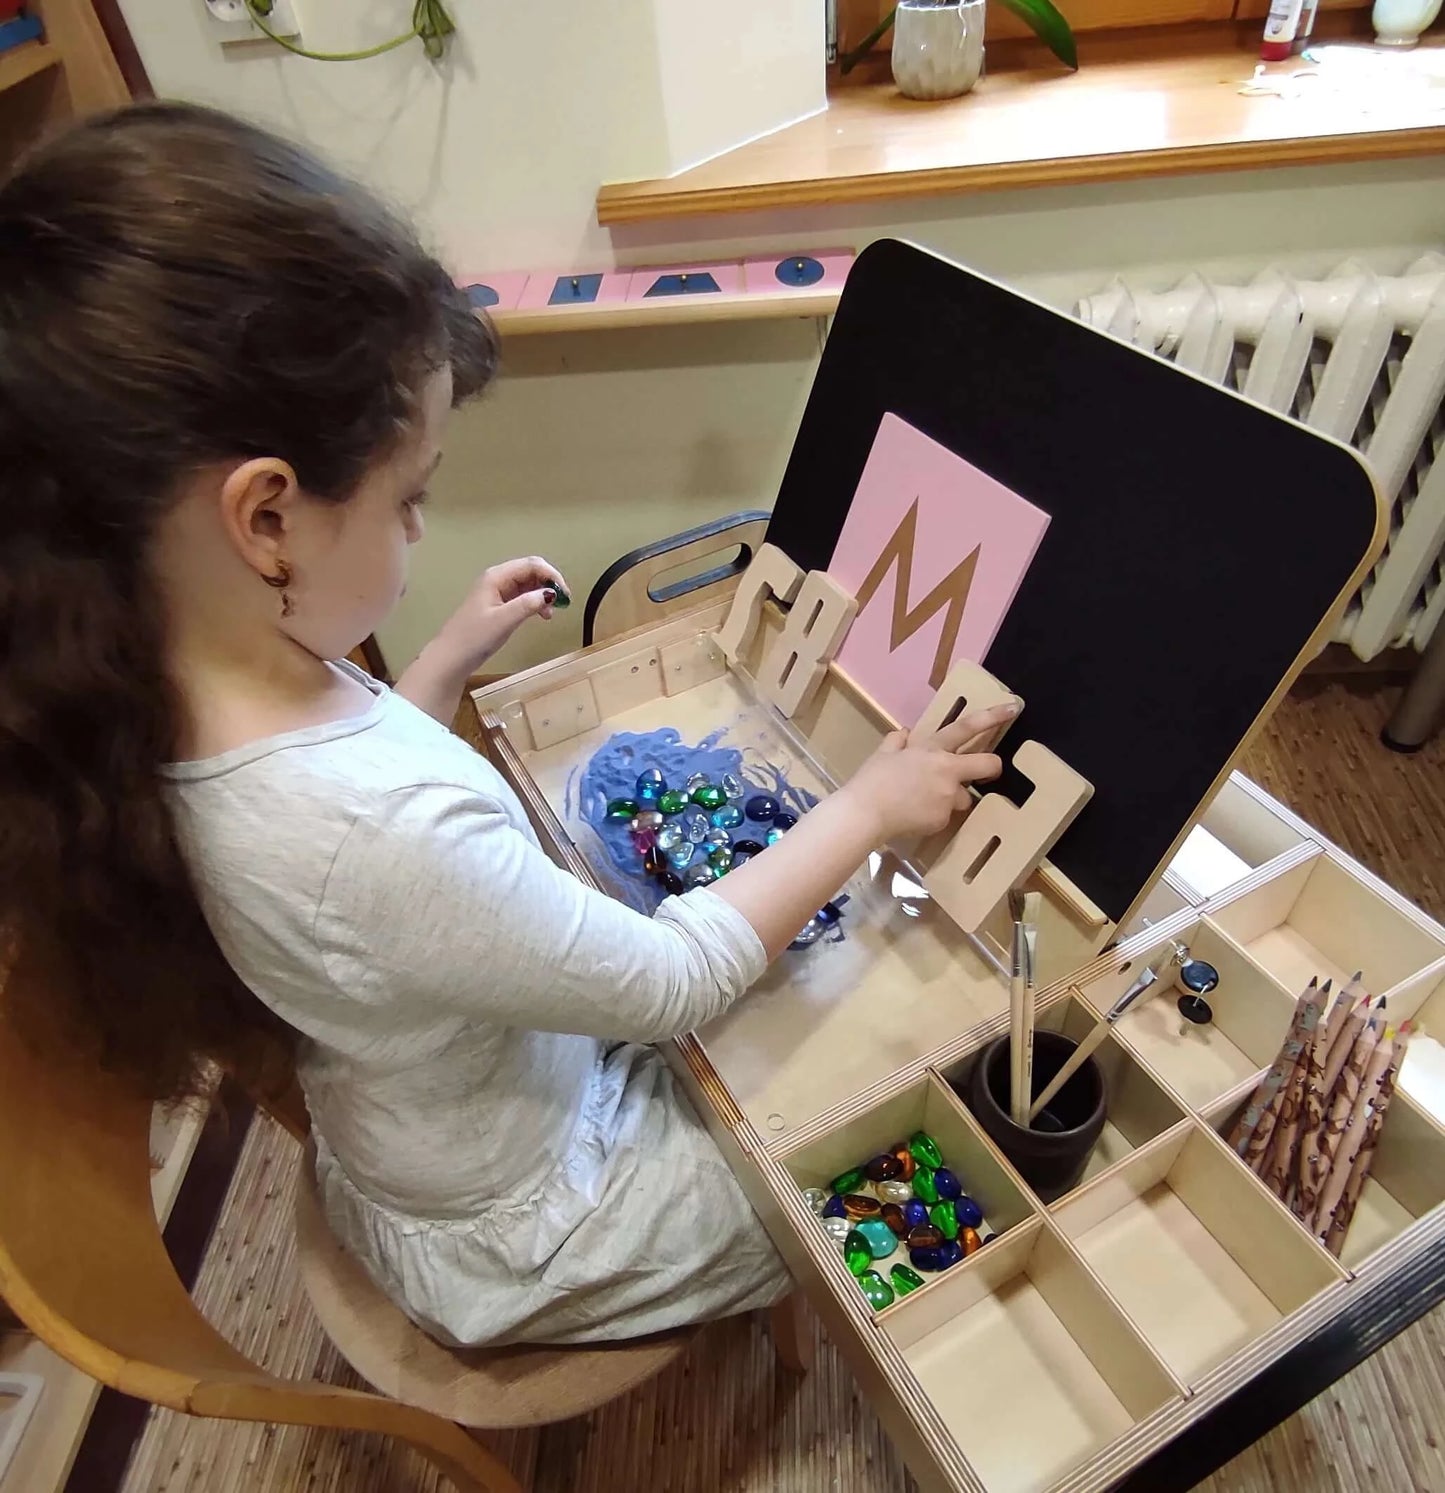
xmin=766 ymin=239 xmax=1382 ymax=923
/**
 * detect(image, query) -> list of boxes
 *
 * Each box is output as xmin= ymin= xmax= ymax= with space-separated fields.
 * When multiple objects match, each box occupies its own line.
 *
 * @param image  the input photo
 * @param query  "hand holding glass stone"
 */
xmin=433 ymin=555 xmax=569 ymax=671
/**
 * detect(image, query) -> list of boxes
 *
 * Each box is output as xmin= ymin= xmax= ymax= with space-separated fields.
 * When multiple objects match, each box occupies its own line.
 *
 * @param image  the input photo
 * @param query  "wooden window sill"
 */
xmin=595 ymin=24 xmax=1445 ymax=226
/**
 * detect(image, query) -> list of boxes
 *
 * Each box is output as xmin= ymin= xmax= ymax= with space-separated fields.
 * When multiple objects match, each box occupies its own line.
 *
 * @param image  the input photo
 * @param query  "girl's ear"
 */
xmin=217 ymin=458 xmax=303 ymax=581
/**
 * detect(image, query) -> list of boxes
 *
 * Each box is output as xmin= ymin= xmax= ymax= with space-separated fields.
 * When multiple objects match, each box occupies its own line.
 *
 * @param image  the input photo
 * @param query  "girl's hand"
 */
xmin=840 ymin=701 xmax=1019 ymax=842
xmin=438 ymin=555 xmax=567 ymax=671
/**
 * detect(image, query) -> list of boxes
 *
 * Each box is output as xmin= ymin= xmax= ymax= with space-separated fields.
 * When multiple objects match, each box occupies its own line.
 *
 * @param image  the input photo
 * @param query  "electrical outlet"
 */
xmin=203 ymin=0 xmax=300 ymax=43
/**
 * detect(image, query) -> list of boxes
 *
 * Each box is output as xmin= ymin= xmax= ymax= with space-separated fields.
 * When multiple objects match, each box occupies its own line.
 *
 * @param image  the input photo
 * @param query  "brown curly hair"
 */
xmin=0 ymin=102 xmax=498 ymax=1104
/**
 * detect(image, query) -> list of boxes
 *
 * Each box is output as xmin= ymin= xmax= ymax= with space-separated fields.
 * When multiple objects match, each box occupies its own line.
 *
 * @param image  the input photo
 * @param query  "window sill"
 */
xmin=595 ymin=24 xmax=1445 ymax=226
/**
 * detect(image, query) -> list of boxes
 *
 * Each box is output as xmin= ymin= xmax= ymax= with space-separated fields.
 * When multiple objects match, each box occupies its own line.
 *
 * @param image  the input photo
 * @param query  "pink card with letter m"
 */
xmin=826 ymin=413 xmax=1050 ymax=727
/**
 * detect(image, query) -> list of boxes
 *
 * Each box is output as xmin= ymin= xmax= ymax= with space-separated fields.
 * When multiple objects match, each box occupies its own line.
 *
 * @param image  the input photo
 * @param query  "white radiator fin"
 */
xmin=1077 ymin=254 xmax=1445 ymax=659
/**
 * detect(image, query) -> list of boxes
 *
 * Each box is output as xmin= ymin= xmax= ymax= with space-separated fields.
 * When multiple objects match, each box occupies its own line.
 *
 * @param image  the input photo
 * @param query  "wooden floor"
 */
xmin=119 ymin=680 xmax=1445 ymax=1493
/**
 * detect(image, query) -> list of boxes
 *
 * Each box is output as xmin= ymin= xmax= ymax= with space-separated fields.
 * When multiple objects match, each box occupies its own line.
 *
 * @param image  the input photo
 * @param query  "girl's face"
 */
xmin=286 ymin=367 xmax=452 ymax=660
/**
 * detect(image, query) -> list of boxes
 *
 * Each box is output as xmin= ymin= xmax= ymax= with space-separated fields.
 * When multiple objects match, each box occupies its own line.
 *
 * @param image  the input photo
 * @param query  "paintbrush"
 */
xmin=1028 ymin=965 xmax=1160 ymax=1123
xmin=1008 ymin=888 xmax=1041 ymax=1126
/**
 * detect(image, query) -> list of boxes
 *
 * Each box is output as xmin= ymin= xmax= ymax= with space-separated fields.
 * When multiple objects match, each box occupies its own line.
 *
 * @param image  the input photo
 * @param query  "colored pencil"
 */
xmin=1228 ymin=977 xmax=1319 ymax=1155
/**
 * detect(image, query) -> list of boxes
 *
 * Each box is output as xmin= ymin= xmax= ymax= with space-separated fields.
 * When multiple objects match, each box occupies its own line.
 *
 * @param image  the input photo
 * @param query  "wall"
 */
xmin=117 ymin=2 xmax=1445 ymax=674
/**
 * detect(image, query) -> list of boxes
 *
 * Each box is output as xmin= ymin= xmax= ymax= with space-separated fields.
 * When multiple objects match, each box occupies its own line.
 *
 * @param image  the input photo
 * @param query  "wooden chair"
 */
xmin=0 ymin=969 xmax=809 ymax=1493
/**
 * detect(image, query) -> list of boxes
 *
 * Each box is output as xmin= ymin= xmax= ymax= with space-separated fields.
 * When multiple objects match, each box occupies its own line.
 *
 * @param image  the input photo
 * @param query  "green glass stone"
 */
xmin=909 ymin=1130 xmax=944 ymax=1170
xmin=890 ymin=1264 xmax=925 ymax=1296
xmin=658 ymin=789 xmax=689 ymax=816
xmin=605 ymin=799 xmax=639 ymax=821
xmin=912 ymin=1167 xmax=939 ymax=1205
xmin=856 ymin=1218 xmax=899 ymax=1260
xmin=843 ymin=1229 xmax=872 ymax=1277
xmin=550 ymin=585 xmax=571 ymax=609
xmin=708 ymin=846 xmax=734 ymax=873
xmin=691 ymin=784 xmax=727 ymax=809
xmin=858 ymin=1270 xmax=895 ymax=1311
xmin=830 ymin=1166 xmax=865 ymax=1195
xmin=930 ymin=1202 xmax=960 ymax=1241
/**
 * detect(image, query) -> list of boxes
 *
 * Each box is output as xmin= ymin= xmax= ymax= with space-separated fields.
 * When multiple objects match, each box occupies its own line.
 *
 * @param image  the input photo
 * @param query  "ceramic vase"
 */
xmin=1371 ymin=0 xmax=1443 ymax=44
xmin=891 ymin=0 xmax=986 ymax=100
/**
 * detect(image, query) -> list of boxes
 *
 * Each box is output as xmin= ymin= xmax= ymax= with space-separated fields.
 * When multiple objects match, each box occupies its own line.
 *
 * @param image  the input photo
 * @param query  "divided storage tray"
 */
xmin=471 ymin=606 xmax=1445 ymax=1493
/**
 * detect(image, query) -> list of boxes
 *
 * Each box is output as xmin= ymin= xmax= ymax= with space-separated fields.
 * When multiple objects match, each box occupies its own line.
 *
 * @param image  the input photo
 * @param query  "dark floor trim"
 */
xmin=63 ymin=1083 xmax=256 ymax=1493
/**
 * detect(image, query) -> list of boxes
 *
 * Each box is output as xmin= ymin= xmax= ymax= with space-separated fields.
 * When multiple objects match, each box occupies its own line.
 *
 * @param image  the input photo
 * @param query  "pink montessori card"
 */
xmin=826 ymin=413 xmax=1050 ymax=727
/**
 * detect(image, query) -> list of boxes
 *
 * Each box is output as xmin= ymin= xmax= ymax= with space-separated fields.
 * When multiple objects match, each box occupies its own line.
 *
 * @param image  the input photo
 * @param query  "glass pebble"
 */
xmin=657 ymin=825 xmax=684 ymax=852
xmin=801 ymin=1186 xmax=828 ymax=1214
xmin=909 ymin=1131 xmax=944 ymax=1169
xmin=666 ymin=843 xmax=697 ymax=872
xmin=692 ymin=784 xmax=727 ymax=809
xmin=635 ymin=769 xmax=666 ymax=795
xmin=933 ymin=1167 xmax=963 ymax=1201
xmin=830 ymin=1167 xmax=865 ymax=1195
xmin=685 ymin=772 xmax=710 ymax=792
xmin=842 ymin=1193 xmax=882 ymax=1221
xmin=772 ymin=811 xmax=799 ymax=832
xmin=630 ymin=828 xmax=657 ymax=855
xmin=817 ymin=901 xmax=843 ymax=926
xmin=685 ymin=811 xmax=709 ymax=843
xmin=657 ymin=789 xmax=689 ymax=816
xmin=907 ymin=1223 xmax=944 ymax=1251
xmin=843 ymin=1229 xmax=872 ymax=1276
xmin=660 ymin=870 xmax=686 ymax=896
xmin=708 ymin=846 xmax=734 ymax=873
xmin=630 ymin=811 xmax=664 ymax=832
xmin=822 ymin=1216 xmax=852 ymax=1243
xmin=910 ymin=1245 xmax=945 ymax=1272
xmin=938 ymin=1239 xmax=964 ymax=1269
xmin=721 ymin=772 xmax=745 ymax=801
xmin=890 ymin=1264 xmax=925 ymax=1296
xmin=890 ymin=1142 xmax=917 ymax=1181
xmin=709 ymin=804 xmax=744 ymax=830
xmin=684 ymin=862 xmax=718 ymax=889
xmin=954 ymin=1196 xmax=984 ymax=1230
xmin=929 ymin=1202 xmax=960 ymax=1241
xmin=643 ymin=846 xmax=665 ymax=876
xmin=822 ymin=1194 xmax=847 ymax=1219
xmin=703 ymin=828 xmax=731 ymax=848
xmin=790 ymin=918 xmax=826 ymax=949
xmin=960 ymin=1226 xmax=983 ymax=1256
xmin=877 ymin=1179 xmax=912 ymax=1205
xmin=744 ymin=795 xmax=780 ymax=822
xmin=912 ymin=1167 xmax=939 ymax=1205
xmin=731 ymin=850 xmax=756 ymax=870
xmin=733 ymin=839 xmax=765 ymax=857
xmin=766 ymin=827 xmax=785 ymax=845
xmin=881 ymin=1203 xmax=909 ymax=1238
xmin=605 ymin=798 xmax=639 ymax=822
xmin=856 ymin=1218 xmax=898 ymax=1260
xmin=859 ymin=1270 xmax=895 ymax=1311
xmin=865 ymin=1153 xmax=903 ymax=1183
xmin=901 ymin=1200 xmax=930 ymax=1229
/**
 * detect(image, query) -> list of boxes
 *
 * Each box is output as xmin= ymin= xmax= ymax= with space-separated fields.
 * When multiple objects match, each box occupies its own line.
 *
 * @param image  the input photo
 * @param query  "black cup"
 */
xmin=965 ymin=1030 xmax=1107 ymax=1203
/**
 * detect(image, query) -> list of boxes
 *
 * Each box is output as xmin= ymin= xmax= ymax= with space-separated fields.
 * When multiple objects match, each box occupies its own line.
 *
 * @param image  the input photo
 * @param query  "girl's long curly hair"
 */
xmin=0 ymin=102 xmax=497 ymax=1103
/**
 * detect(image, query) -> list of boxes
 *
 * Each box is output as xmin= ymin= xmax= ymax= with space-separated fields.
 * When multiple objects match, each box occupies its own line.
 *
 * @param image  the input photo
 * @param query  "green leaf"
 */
xmin=996 ymin=0 xmax=1078 ymax=69
xmin=839 ymin=5 xmax=897 ymax=75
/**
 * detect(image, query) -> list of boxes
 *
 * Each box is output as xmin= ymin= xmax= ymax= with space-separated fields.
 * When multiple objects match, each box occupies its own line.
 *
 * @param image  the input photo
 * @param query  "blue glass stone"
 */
xmin=817 ymin=901 xmax=843 ymax=925
xmin=933 ymin=1168 xmax=963 ymax=1201
xmin=856 ymin=1218 xmax=899 ymax=1260
xmin=731 ymin=850 xmax=756 ymax=869
xmin=745 ymin=795 xmax=780 ymax=822
xmin=657 ymin=824 xmax=684 ymax=852
xmin=733 ymin=839 xmax=765 ymax=857
xmin=605 ymin=798 xmax=639 ymax=822
xmin=708 ymin=846 xmax=733 ymax=873
xmin=636 ymin=784 xmax=663 ymax=805
xmin=709 ymin=804 xmax=744 ymax=830
xmin=822 ymin=1194 xmax=847 ymax=1219
xmin=909 ymin=1245 xmax=945 ymax=1272
xmin=954 ymin=1196 xmax=984 ymax=1230
xmin=772 ymin=812 xmax=799 ymax=832
xmin=902 ymin=1200 xmax=930 ymax=1229
xmin=938 ymin=1239 xmax=964 ymax=1269
xmin=660 ymin=870 xmax=685 ymax=896
xmin=685 ymin=862 xmax=718 ymax=889
xmin=790 ymin=918 xmax=826 ymax=949
xmin=684 ymin=811 xmax=709 ymax=844
xmin=766 ymin=827 xmax=785 ymax=846
xmin=666 ymin=843 xmax=697 ymax=871
xmin=721 ymin=772 xmax=745 ymax=801
xmin=636 ymin=768 xmax=666 ymax=794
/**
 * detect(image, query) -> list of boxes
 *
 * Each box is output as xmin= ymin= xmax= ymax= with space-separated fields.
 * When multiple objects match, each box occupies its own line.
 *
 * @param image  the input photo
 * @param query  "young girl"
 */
xmin=0 ymin=103 xmax=1015 ymax=1347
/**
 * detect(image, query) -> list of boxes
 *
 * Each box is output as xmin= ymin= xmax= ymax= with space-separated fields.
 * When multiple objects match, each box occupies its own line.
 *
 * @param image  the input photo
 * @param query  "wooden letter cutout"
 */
xmin=714 ymin=542 xmax=802 ymax=664
xmin=914 ymin=658 xmax=1022 ymax=750
xmin=755 ymin=570 xmax=858 ymax=718
xmin=922 ymin=740 xmax=1094 ymax=934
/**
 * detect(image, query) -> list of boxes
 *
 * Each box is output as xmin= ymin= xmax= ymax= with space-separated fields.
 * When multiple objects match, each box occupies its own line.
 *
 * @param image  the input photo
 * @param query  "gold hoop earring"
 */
xmin=263 ymin=561 xmax=294 ymax=619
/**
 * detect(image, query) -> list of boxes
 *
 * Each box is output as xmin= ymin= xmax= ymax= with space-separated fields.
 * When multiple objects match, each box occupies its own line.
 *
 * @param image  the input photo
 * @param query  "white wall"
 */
xmin=117 ymin=2 xmax=1445 ymax=674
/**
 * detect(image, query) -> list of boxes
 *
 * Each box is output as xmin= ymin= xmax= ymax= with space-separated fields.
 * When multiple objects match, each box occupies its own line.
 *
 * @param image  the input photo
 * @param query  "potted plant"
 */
xmin=841 ymin=0 xmax=1076 ymax=101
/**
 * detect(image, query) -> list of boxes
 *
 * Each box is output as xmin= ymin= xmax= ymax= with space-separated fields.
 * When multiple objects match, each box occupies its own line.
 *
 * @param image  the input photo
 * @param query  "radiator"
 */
xmin=1076 ymin=255 xmax=1445 ymax=661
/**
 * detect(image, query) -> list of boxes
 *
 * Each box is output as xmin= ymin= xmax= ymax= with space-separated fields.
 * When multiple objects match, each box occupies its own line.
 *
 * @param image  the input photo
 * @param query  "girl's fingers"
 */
xmin=956 ymin=751 xmax=1003 ymax=783
xmin=932 ymin=701 xmax=1020 ymax=754
xmin=877 ymin=729 xmax=910 ymax=755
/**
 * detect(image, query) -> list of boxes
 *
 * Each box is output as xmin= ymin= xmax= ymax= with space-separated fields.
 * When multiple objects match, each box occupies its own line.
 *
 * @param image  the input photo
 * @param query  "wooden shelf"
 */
xmin=596 ymin=28 xmax=1445 ymax=225
xmin=493 ymin=284 xmax=840 ymax=336
xmin=0 ymin=40 xmax=61 ymax=96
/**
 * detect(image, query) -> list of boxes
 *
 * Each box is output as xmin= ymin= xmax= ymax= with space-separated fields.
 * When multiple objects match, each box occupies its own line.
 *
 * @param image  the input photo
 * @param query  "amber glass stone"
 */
xmin=864 ymin=1152 xmax=903 ymax=1183
xmin=881 ymin=1203 xmax=909 ymax=1238
xmin=889 ymin=1141 xmax=917 ymax=1181
xmin=961 ymin=1226 xmax=983 ymax=1256
xmin=842 ymin=1193 xmax=882 ymax=1221
xmin=907 ymin=1223 xmax=945 ymax=1250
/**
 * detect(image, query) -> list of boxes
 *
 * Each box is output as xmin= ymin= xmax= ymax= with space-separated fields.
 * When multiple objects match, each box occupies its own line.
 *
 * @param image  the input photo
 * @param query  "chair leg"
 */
xmin=410 ymin=1426 xmax=527 ymax=1493
xmin=767 ymin=1292 xmax=814 ymax=1375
